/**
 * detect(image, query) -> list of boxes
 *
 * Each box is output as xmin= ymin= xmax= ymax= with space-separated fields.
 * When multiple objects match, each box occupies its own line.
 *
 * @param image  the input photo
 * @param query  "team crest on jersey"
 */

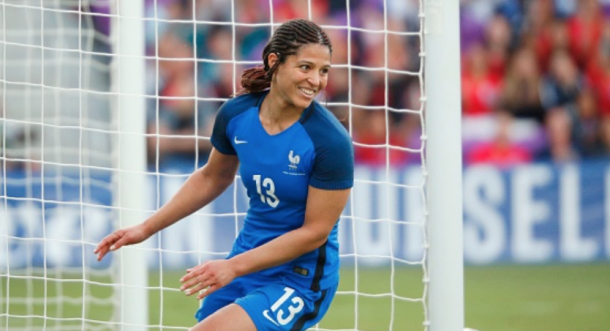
xmin=283 ymin=150 xmax=305 ymax=176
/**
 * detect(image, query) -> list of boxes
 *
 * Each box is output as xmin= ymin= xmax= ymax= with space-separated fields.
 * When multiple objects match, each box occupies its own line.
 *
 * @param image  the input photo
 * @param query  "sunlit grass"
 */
xmin=2 ymin=264 xmax=609 ymax=330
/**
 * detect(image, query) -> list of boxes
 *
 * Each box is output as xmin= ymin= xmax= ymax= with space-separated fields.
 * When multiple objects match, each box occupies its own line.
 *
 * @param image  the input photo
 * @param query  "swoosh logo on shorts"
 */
xmin=262 ymin=310 xmax=279 ymax=326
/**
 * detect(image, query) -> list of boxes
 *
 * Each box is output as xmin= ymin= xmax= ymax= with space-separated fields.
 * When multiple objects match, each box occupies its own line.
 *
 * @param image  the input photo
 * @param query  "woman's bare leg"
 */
xmin=190 ymin=303 xmax=257 ymax=331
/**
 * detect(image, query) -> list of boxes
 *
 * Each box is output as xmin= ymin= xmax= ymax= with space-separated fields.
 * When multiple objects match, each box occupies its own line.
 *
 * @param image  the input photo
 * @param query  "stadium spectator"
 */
xmin=566 ymin=0 xmax=606 ymax=69
xmin=322 ymin=26 xmax=350 ymax=104
xmin=587 ymin=21 xmax=610 ymax=115
xmin=484 ymin=14 xmax=512 ymax=77
xmin=540 ymin=49 xmax=584 ymax=111
xmin=498 ymin=46 xmax=545 ymax=123
xmin=586 ymin=20 xmax=610 ymax=154
xmin=198 ymin=26 xmax=236 ymax=98
xmin=572 ymin=87 xmax=605 ymax=157
xmin=144 ymin=0 xmax=190 ymax=52
xmin=353 ymin=110 xmax=413 ymax=167
xmin=461 ymin=43 xmax=503 ymax=116
xmin=147 ymin=33 xmax=212 ymax=167
xmin=495 ymin=0 xmax=527 ymax=45
xmin=466 ymin=110 xmax=532 ymax=168
xmin=460 ymin=0 xmax=504 ymax=51
xmin=537 ymin=107 xmax=580 ymax=162
xmin=193 ymin=0 xmax=231 ymax=22
xmin=273 ymin=0 xmax=330 ymax=22
xmin=521 ymin=0 xmax=562 ymax=72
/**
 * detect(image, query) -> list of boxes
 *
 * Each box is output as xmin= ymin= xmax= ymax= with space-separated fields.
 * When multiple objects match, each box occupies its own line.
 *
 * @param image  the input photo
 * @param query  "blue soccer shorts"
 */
xmin=195 ymin=274 xmax=338 ymax=331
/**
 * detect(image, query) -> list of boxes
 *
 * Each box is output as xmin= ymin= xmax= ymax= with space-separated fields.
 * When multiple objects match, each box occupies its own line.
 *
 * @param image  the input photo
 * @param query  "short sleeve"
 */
xmin=310 ymin=132 xmax=354 ymax=190
xmin=210 ymin=101 xmax=237 ymax=155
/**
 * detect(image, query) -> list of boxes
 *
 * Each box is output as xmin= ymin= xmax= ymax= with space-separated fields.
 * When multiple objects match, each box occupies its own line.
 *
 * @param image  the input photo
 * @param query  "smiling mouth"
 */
xmin=299 ymin=87 xmax=316 ymax=97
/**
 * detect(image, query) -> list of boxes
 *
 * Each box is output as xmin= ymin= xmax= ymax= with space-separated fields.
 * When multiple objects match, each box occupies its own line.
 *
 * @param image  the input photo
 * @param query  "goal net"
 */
xmin=1 ymin=0 xmax=461 ymax=330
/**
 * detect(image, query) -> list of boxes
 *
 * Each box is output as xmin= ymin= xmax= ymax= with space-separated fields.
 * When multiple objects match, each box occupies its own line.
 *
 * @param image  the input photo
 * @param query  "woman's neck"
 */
xmin=259 ymin=92 xmax=305 ymax=135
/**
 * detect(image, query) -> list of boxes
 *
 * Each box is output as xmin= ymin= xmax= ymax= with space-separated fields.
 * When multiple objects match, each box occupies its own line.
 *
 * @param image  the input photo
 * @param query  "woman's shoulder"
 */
xmin=216 ymin=91 xmax=268 ymax=124
xmin=307 ymin=102 xmax=349 ymax=134
xmin=220 ymin=91 xmax=267 ymax=112
xmin=301 ymin=101 xmax=352 ymax=148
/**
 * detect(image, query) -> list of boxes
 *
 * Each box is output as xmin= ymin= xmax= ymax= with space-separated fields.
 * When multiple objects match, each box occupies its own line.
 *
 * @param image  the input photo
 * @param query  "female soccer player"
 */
xmin=94 ymin=19 xmax=354 ymax=331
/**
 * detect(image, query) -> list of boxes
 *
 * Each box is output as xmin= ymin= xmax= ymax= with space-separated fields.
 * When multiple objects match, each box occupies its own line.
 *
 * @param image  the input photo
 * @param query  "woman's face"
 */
xmin=271 ymin=44 xmax=331 ymax=111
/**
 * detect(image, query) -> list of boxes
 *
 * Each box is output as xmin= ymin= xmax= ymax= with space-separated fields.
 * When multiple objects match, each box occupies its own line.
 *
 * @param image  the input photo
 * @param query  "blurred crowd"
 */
xmin=145 ymin=0 xmax=610 ymax=170
xmin=143 ymin=0 xmax=422 ymax=168
xmin=461 ymin=0 xmax=610 ymax=167
xmin=5 ymin=0 xmax=610 ymax=171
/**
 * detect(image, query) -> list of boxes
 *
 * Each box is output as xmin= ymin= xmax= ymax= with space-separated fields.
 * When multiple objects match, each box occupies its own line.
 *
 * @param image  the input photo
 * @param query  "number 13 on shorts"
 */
xmin=262 ymin=287 xmax=304 ymax=326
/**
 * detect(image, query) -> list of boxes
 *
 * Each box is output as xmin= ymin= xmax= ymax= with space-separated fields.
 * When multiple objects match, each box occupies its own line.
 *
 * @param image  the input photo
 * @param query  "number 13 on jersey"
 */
xmin=253 ymin=175 xmax=280 ymax=208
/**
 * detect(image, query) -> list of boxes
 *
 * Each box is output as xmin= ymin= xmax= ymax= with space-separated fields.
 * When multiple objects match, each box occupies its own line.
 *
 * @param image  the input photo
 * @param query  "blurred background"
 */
xmin=141 ymin=0 xmax=610 ymax=169
xmin=2 ymin=0 xmax=610 ymax=170
xmin=1 ymin=0 xmax=610 ymax=330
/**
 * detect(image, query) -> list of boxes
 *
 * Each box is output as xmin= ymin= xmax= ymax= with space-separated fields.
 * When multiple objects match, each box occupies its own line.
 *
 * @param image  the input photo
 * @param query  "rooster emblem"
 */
xmin=288 ymin=150 xmax=300 ymax=170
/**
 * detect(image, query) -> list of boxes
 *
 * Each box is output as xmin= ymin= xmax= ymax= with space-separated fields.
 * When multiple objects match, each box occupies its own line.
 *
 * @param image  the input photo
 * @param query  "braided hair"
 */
xmin=236 ymin=19 xmax=332 ymax=96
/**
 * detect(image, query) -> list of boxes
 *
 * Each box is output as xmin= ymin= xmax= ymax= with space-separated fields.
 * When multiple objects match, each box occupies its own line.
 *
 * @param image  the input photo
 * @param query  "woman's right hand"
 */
xmin=94 ymin=224 xmax=151 ymax=261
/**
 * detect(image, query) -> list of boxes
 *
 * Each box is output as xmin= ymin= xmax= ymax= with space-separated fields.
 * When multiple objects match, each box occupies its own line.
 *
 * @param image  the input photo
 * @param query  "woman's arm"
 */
xmin=180 ymin=186 xmax=350 ymax=298
xmin=94 ymin=148 xmax=239 ymax=261
xmin=230 ymin=186 xmax=350 ymax=274
xmin=139 ymin=148 xmax=239 ymax=235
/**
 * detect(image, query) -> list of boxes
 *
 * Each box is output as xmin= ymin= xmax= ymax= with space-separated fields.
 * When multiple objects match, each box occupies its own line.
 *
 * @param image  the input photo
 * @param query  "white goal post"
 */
xmin=0 ymin=0 xmax=463 ymax=330
xmin=423 ymin=0 xmax=464 ymax=330
xmin=115 ymin=0 xmax=148 ymax=329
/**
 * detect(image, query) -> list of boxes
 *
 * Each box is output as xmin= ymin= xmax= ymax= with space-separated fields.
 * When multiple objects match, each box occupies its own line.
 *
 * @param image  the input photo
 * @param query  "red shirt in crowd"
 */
xmin=567 ymin=12 xmax=604 ymax=68
xmin=586 ymin=56 xmax=610 ymax=116
xmin=461 ymin=71 xmax=503 ymax=116
xmin=467 ymin=142 xmax=532 ymax=168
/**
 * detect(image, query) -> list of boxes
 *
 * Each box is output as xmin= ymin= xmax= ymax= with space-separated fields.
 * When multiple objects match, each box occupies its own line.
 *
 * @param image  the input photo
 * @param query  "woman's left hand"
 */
xmin=179 ymin=260 xmax=237 ymax=300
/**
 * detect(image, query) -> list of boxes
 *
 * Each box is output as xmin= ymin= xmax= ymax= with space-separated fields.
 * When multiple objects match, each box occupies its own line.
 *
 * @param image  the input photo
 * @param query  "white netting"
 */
xmin=1 ymin=0 xmax=117 ymax=330
xmin=1 ymin=0 xmax=428 ymax=330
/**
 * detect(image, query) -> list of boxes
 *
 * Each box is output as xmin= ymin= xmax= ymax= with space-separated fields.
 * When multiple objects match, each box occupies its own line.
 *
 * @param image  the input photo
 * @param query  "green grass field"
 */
xmin=2 ymin=264 xmax=609 ymax=330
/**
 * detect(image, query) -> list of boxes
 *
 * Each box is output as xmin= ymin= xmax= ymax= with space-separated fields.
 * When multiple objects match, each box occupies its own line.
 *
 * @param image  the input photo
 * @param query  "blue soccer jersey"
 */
xmin=210 ymin=91 xmax=354 ymax=291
